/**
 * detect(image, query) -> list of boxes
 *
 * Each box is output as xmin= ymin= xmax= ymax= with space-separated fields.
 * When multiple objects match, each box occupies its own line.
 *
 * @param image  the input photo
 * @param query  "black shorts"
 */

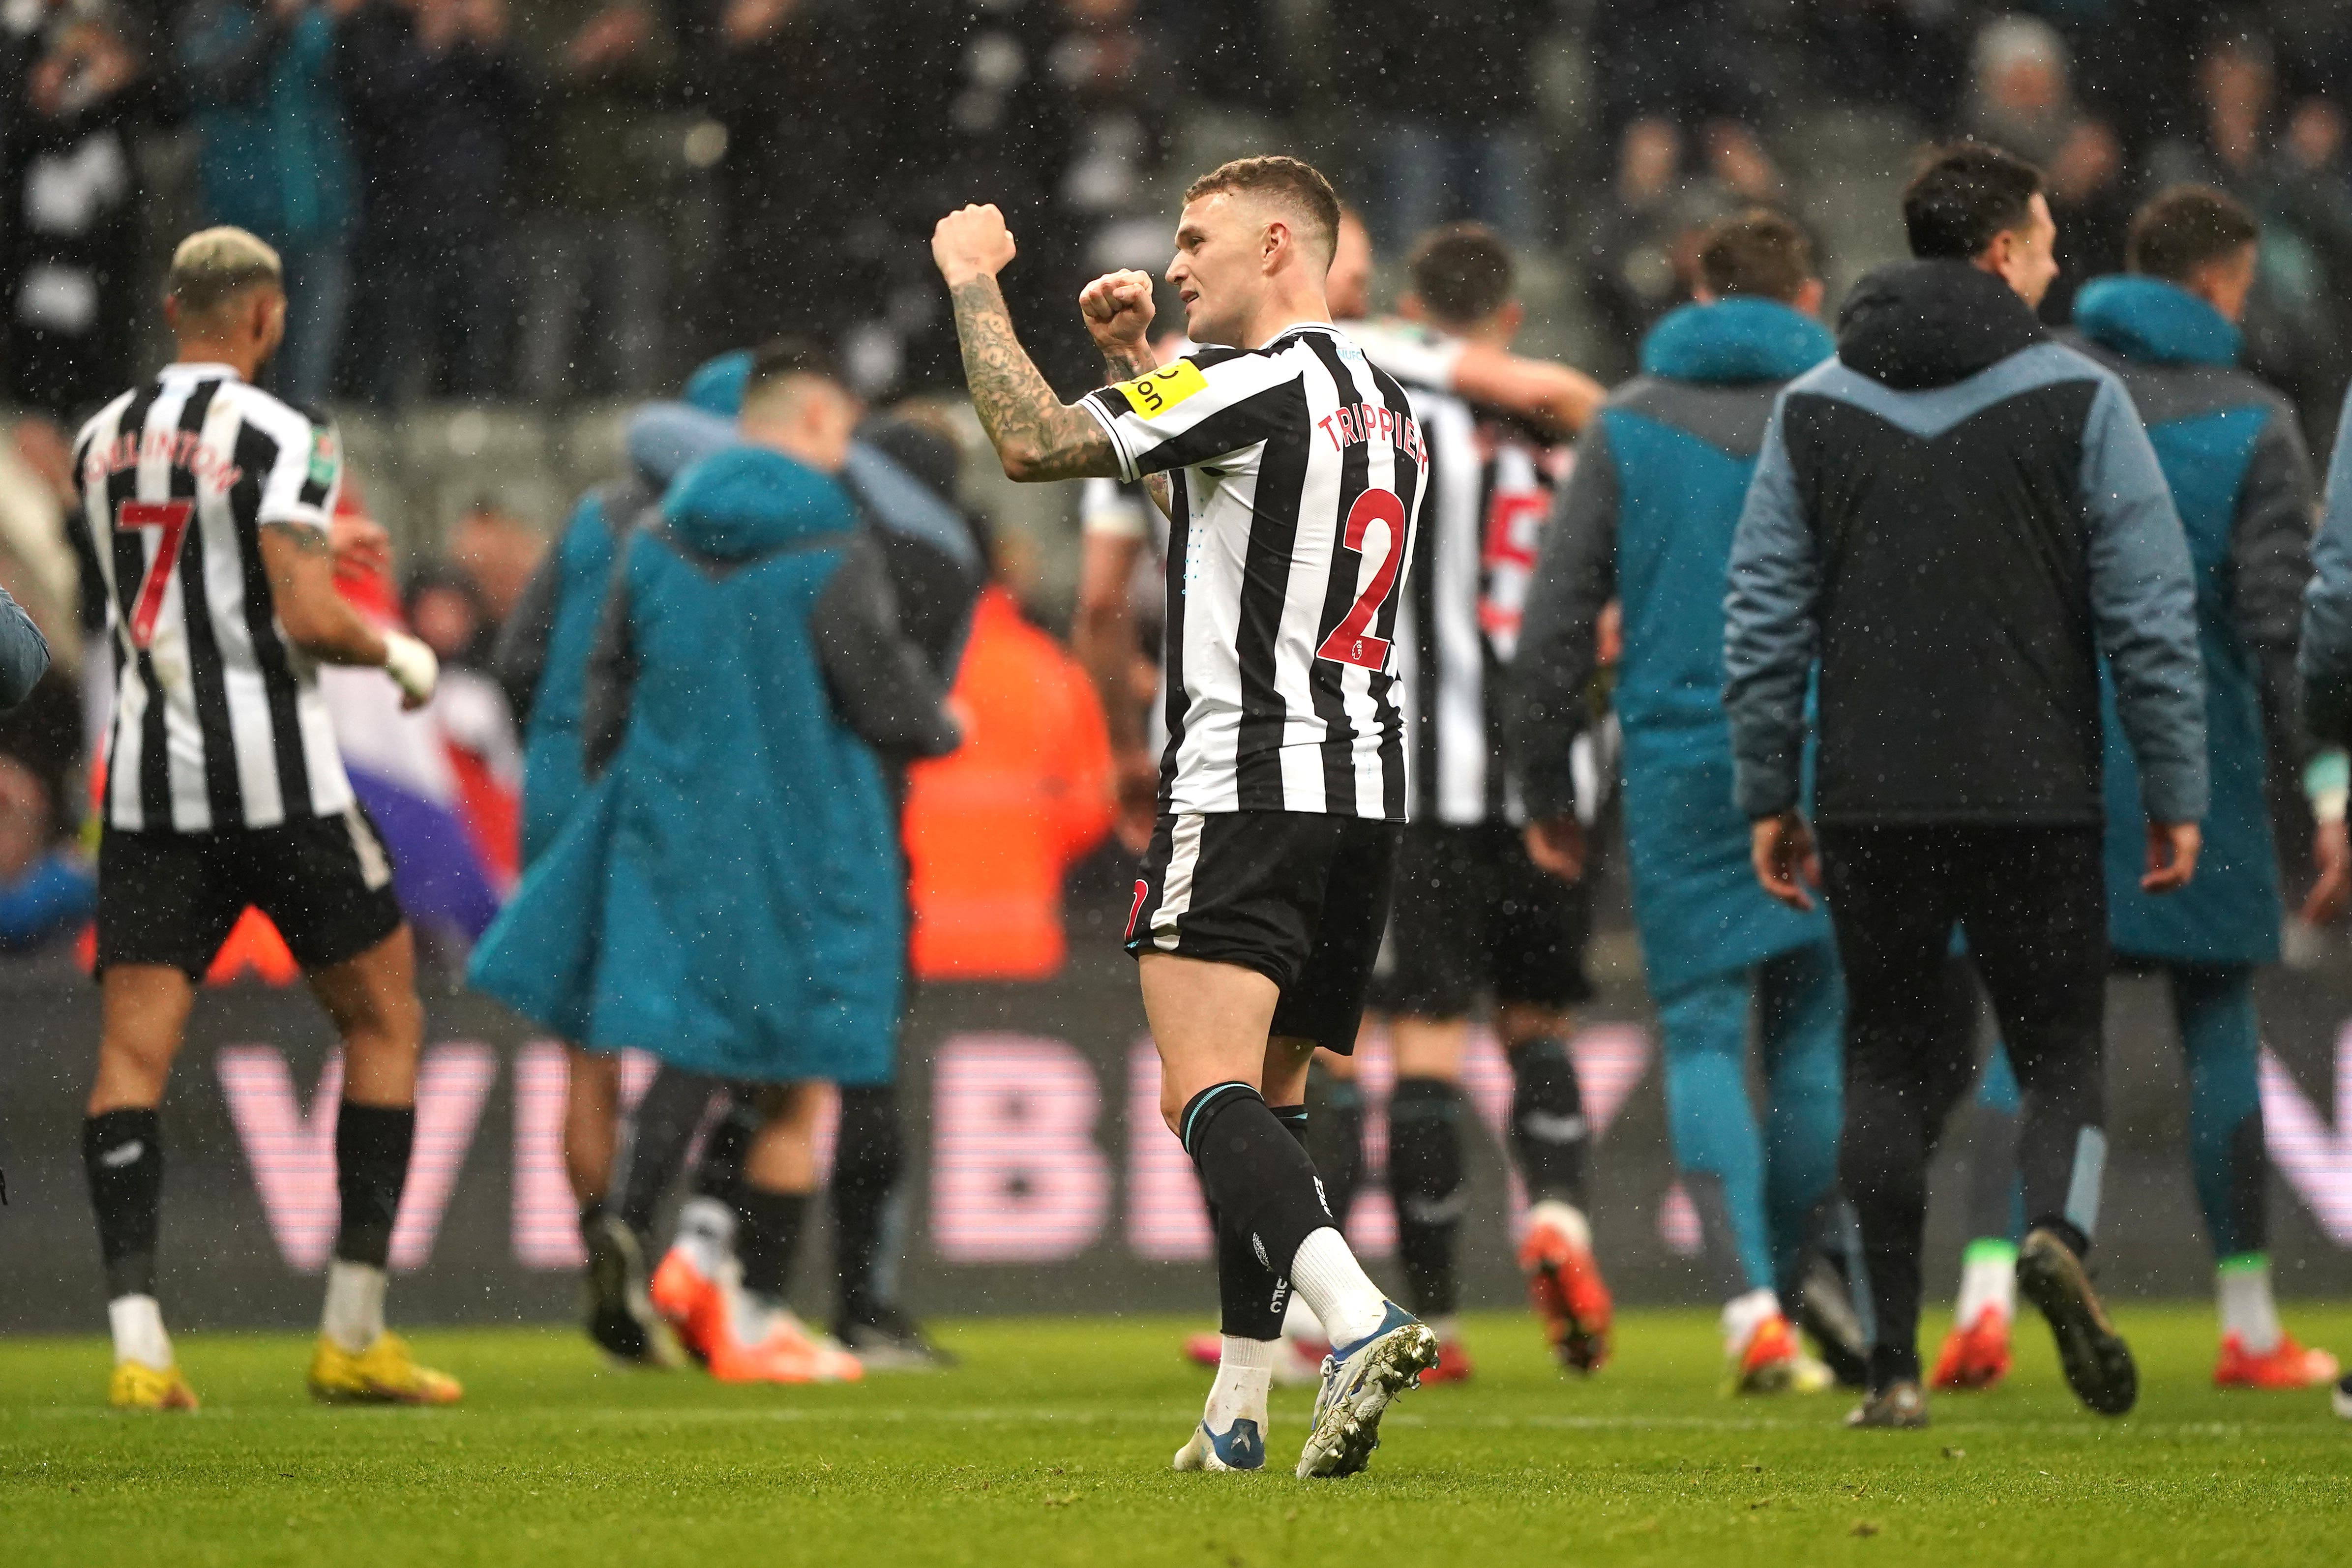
xmin=1124 ymin=810 xmax=1400 ymax=1054
xmin=97 ymin=806 xmax=406 ymax=980
xmin=1368 ymin=820 xmax=1593 ymax=1018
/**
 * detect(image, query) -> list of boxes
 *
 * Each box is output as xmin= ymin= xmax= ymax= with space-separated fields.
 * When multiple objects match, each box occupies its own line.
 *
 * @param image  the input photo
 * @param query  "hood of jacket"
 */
xmin=660 ymin=445 xmax=857 ymax=561
xmin=2071 ymin=274 xmax=2241 ymax=368
xmin=1639 ymin=296 xmax=1836 ymax=385
xmin=1836 ymin=259 xmax=2050 ymax=391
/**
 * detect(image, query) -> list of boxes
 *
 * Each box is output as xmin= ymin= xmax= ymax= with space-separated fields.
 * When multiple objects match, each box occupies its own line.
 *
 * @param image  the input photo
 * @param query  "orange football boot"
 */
xmin=1731 ymin=1313 xmax=1833 ymax=1394
xmin=649 ymin=1244 xmax=724 ymax=1365
xmin=2214 ymin=1333 xmax=2340 ymax=1390
xmin=705 ymin=1294 xmax=863 ymax=1386
xmin=1931 ymin=1306 xmax=2013 ymax=1391
xmin=1520 ymin=1200 xmax=1612 ymax=1372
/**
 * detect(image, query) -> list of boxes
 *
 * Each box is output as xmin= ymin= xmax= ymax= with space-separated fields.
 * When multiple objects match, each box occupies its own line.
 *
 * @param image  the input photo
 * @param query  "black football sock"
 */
xmin=333 ymin=1102 xmax=414 ymax=1268
xmin=1182 ymin=1083 xmax=1335 ymax=1318
xmin=736 ymin=1186 xmax=810 ymax=1305
xmin=1508 ymin=1036 xmax=1589 ymax=1209
xmin=831 ymin=1083 xmax=904 ymax=1325
xmin=84 ymin=1108 xmax=164 ymax=1299
xmin=1388 ymin=1077 xmax=1465 ymax=1319
xmin=691 ymin=1090 xmax=762 ymax=1204
xmin=1215 ymin=1102 xmax=1311 ymax=1341
xmin=1307 ymin=1075 xmax=1366 ymax=1228
xmin=614 ymin=1065 xmax=723 ymax=1245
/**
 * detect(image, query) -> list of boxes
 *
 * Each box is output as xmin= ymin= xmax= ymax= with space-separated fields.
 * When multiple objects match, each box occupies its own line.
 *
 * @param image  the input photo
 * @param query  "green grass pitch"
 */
xmin=3 ymin=1304 xmax=2348 ymax=1567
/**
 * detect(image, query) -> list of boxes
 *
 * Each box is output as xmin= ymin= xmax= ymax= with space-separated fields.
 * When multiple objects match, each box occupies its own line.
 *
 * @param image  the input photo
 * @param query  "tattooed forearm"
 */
xmin=951 ymin=277 xmax=1119 ymax=482
xmin=1100 ymin=339 xmax=1160 ymax=384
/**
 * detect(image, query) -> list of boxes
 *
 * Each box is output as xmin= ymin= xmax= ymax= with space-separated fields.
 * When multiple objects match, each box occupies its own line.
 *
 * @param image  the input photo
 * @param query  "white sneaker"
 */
xmin=1295 ymin=1302 xmax=1440 ymax=1479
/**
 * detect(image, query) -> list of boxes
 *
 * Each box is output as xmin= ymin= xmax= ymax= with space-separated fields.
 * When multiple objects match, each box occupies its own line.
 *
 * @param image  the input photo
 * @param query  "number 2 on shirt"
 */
xmin=1315 ymin=488 xmax=1406 ymax=670
xmin=116 ymin=499 xmax=194 ymax=651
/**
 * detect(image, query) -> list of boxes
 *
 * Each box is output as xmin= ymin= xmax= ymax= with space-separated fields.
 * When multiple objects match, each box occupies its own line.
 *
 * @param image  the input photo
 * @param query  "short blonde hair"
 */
xmin=1183 ymin=155 xmax=1342 ymax=266
xmin=168 ymin=227 xmax=283 ymax=321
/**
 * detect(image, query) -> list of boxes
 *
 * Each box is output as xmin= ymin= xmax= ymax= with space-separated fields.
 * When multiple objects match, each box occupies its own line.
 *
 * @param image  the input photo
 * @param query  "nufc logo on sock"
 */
xmin=100 ymin=1141 xmax=147 ymax=1168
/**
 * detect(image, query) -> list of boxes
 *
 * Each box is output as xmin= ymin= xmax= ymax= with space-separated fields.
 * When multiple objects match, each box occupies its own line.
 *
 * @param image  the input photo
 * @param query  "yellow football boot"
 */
xmin=109 ymin=1361 xmax=199 ymax=1412
xmin=306 ymin=1332 xmax=463 ymax=1405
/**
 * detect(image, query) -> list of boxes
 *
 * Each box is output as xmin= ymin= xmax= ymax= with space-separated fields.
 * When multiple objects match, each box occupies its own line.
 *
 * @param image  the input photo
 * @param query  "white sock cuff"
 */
xmin=108 ymin=1294 xmax=172 ymax=1369
xmin=1287 ymin=1227 xmax=1390 ymax=1350
xmin=1720 ymin=1287 xmax=1780 ymax=1351
xmin=320 ymin=1259 xmax=389 ymax=1354
xmin=1527 ymin=1198 xmax=1591 ymax=1252
xmin=1219 ymin=1335 xmax=1278 ymax=1373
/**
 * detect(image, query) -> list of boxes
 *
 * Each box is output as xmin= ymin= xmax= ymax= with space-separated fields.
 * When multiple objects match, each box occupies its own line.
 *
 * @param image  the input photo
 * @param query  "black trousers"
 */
xmin=1817 ymin=822 xmax=2109 ymax=1387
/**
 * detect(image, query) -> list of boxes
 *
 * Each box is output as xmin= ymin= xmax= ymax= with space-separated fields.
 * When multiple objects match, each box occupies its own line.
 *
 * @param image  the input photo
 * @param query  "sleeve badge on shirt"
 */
xmin=1113 ymin=359 xmax=1208 ymax=417
xmin=307 ymin=428 xmax=338 ymax=487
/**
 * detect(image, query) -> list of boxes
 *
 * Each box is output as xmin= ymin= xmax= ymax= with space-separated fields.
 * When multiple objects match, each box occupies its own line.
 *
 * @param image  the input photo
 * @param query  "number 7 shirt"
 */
xmin=70 ymin=361 xmax=356 ymax=833
xmin=1081 ymin=322 xmax=1429 ymax=819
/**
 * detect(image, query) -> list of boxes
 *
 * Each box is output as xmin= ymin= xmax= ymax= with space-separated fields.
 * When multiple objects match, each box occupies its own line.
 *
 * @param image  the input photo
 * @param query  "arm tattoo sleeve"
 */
xmin=951 ymin=277 xmax=1119 ymax=481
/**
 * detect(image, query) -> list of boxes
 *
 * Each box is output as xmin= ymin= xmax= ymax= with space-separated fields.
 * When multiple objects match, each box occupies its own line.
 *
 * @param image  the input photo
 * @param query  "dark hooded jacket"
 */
xmin=1724 ymin=259 xmax=2206 ymax=829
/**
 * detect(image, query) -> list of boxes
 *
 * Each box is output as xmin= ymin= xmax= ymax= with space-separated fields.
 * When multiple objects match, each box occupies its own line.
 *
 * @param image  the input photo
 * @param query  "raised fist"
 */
xmin=932 ymin=204 xmax=1017 ymax=288
xmin=1079 ymin=269 xmax=1156 ymax=353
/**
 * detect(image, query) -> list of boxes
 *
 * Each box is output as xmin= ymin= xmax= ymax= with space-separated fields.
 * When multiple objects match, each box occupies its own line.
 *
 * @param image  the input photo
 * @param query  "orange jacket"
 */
xmin=904 ymin=586 xmax=1115 ymax=979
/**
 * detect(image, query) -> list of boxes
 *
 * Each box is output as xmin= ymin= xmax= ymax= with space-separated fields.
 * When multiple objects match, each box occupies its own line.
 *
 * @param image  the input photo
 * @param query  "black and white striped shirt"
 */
xmin=1381 ymin=344 xmax=1561 ymax=824
xmin=1081 ymin=323 xmax=1429 ymax=819
xmin=70 ymin=363 xmax=353 ymax=833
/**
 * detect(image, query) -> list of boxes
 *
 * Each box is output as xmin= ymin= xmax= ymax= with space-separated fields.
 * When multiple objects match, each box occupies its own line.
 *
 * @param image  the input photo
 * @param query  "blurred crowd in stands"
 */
xmin=0 ymin=1 xmax=2342 ymax=413
xmin=0 ymin=0 xmax=2350 ymax=965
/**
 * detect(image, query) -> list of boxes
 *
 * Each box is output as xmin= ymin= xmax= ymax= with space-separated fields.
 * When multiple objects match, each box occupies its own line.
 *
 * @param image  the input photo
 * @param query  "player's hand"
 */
xmin=1523 ymin=815 xmax=1586 ymax=883
xmin=1080 ymin=270 xmax=1156 ymax=353
xmin=2303 ymin=818 xmax=2351 ymax=923
xmin=1752 ymin=810 xmax=1820 ymax=911
xmin=932 ymin=204 xmax=1017 ymax=288
xmin=381 ymin=630 xmax=440 ymax=711
xmin=2142 ymin=819 xmax=2200 ymax=894
xmin=1113 ymin=746 xmax=1158 ymax=855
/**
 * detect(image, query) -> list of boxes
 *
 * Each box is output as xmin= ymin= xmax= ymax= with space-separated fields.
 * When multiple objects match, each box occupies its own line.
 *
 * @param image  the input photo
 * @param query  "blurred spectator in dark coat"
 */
xmin=1329 ymin=0 xmax=1554 ymax=251
xmin=1963 ymin=15 xmax=2132 ymax=323
xmin=1798 ymin=0 xmax=1968 ymax=134
xmin=854 ymin=0 xmax=1083 ymax=397
xmin=1 ymin=0 xmax=173 ymax=417
xmin=692 ymin=0 xmax=856 ymax=356
xmin=511 ymin=0 xmax=673 ymax=402
xmin=2148 ymin=25 xmax=2352 ymax=438
xmin=181 ymin=0 xmax=361 ymax=411
xmin=1590 ymin=0 xmax=1768 ymax=148
xmin=338 ymin=0 xmax=532 ymax=403
xmin=1579 ymin=118 xmax=1787 ymax=383
xmin=1053 ymin=0 xmax=1172 ymax=264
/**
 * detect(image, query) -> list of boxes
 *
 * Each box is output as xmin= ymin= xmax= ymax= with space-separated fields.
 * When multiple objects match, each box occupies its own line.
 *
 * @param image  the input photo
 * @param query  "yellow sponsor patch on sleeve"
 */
xmin=1113 ymin=359 xmax=1208 ymax=418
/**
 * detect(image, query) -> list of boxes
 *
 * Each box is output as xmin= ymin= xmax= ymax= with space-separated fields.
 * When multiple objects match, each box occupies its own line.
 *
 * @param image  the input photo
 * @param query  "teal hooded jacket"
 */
xmin=1511 ymin=297 xmax=1837 ymax=991
xmin=2073 ymin=274 xmax=2316 ymax=965
xmin=471 ymin=447 xmax=957 ymax=1085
